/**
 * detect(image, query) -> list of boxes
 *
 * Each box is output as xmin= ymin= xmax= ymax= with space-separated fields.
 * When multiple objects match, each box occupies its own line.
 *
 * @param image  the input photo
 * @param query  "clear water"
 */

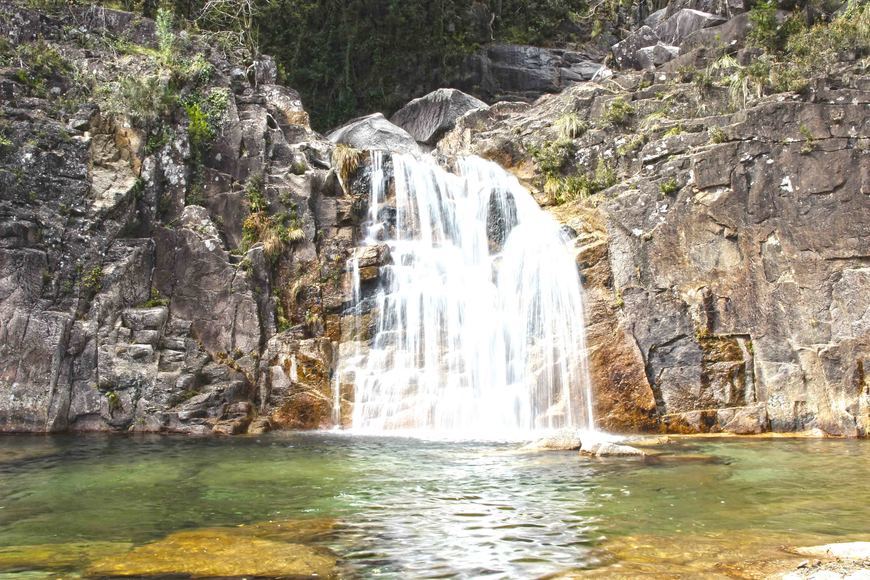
xmin=0 ymin=434 xmax=867 ymax=578
xmin=342 ymin=155 xmax=593 ymax=436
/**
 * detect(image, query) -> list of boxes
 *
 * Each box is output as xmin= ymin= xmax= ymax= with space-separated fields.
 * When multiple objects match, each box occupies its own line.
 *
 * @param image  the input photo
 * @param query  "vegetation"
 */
xmin=719 ymin=0 xmax=870 ymax=107
xmin=141 ymin=287 xmax=170 ymax=307
xmin=617 ymin=133 xmax=647 ymax=157
xmin=545 ymin=158 xmax=617 ymax=205
xmin=81 ymin=266 xmax=104 ymax=292
xmin=709 ymin=126 xmax=727 ymax=144
xmin=331 ymin=144 xmax=365 ymax=186
xmin=659 ymin=177 xmax=679 ymax=196
xmin=603 ymin=97 xmax=635 ymax=127
xmin=239 ymin=173 xmax=304 ymax=261
xmin=799 ymin=124 xmax=815 ymax=154
xmin=554 ymin=112 xmax=588 ymax=140
xmin=95 ymin=0 xmax=594 ymax=129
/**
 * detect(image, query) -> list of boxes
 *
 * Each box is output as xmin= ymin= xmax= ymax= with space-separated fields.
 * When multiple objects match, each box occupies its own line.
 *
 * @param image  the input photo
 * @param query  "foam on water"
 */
xmin=338 ymin=153 xmax=594 ymax=439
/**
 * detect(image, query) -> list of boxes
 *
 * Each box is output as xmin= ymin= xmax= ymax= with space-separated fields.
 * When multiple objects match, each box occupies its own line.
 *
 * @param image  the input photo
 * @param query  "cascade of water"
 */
xmin=342 ymin=153 xmax=593 ymax=438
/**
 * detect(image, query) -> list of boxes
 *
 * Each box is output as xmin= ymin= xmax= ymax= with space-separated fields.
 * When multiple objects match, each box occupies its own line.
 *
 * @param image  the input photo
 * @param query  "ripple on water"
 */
xmin=0 ymin=434 xmax=867 ymax=578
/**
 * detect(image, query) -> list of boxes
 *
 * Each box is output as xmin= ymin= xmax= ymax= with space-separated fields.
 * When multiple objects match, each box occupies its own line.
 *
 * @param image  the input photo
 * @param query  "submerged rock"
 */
xmin=580 ymin=441 xmax=646 ymax=457
xmin=87 ymin=527 xmax=337 ymax=578
xmin=391 ymin=88 xmax=487 ymax=146
xmin=0 ymin=542 xmax=132 ymax=571
xmin=328 ymin=112 xmax=420 ymax=155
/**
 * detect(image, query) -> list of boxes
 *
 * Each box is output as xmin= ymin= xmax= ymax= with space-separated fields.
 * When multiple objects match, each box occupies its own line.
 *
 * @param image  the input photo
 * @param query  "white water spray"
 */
xmin=339 ymin=153 xmax=594 ymax=438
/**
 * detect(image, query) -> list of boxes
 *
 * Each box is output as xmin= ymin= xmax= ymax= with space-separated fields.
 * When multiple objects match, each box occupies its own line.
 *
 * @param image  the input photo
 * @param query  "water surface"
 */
xmin=0 ymin=434 xmax=867 ymax=578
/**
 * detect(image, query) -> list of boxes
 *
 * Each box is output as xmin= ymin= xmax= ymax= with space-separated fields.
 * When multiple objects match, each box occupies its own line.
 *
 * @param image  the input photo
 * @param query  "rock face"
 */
xmin=0 ymin=2 xmax=355 ymax=434
xmin=438 ymin=41 xmax=869 ymax=436
xmin=390 ymin=89 xmax=487 ymax=146
xmin=458 ymin=44 xmax=606 ymax=102
xmin=327 ymin=113 xmax=420 ymax=155
xmin=611 ymin=10 xmax=725 ymax=70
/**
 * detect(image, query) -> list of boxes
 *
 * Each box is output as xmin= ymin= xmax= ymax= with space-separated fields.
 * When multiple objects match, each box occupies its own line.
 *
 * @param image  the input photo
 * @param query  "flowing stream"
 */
xmin=339 ymin=154 xmax=593 ymax=437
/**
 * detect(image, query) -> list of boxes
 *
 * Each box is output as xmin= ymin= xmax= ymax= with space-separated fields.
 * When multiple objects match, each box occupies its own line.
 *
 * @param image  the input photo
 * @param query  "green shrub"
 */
xmin=245 ymin=173 xmax=267 ymax=212
xmin=142 ymin=287 xmax=170 ymax=307
xmin=185 ymin=101 xmax=214 ymax=149
xmin=156 ymin=7 xmax=176 ymax=64
xmin=709 ymin=126 xmax=727 ymax=144
xmin=799 ymin=124 xmax=815 ymax=154
xmin=663 ymin=124 xmax=683 ymax=138
xmin=659 ymin=177 xmax=679 ymax=195
xmin=617 ymin=133 xmax=647 ymax=157
xmin=81 ymin=266 xmax=104 ymax=292
xmin=554 ymin=112 xmax=588 ymax=139
xmin=603 ymin=97 xmax=634 ymax=127
xmin=529 ymin=138 xmax=575 ymax=178
xmin=113 ymin=75 xmax=173 ymax=124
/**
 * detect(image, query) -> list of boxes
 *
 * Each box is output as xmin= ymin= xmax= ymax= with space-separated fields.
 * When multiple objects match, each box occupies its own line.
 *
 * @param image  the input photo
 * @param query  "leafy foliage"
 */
xmin=96 ymin=0 xmax=590 ymax=129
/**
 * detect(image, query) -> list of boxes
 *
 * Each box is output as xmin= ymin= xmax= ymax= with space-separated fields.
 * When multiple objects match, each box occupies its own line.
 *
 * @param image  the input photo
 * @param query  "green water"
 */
xmin=0 ymin=433 xmax=867 ymax=578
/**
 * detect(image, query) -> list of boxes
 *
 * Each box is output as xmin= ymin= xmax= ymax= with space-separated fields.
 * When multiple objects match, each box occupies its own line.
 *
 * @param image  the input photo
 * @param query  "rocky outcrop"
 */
xmin=390 ymin=88 xmax=487 ymax=146
xmin=437 ymin=41 xmax=869 ymax=436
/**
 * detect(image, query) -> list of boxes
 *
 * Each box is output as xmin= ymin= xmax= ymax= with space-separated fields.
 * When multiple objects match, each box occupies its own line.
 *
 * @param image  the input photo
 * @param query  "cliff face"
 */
xmin=1 ymin=1 xmax=867 ymax=437
xmin=436 ymin=30 xmax=869 ymax=436
xmin=0 ymin=2 xmax=350 ymax=434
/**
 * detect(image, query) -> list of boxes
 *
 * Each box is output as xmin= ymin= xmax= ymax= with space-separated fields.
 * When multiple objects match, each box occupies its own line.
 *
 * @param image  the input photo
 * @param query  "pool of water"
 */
xmin=0 ymin=433 xmax=867 ymax=578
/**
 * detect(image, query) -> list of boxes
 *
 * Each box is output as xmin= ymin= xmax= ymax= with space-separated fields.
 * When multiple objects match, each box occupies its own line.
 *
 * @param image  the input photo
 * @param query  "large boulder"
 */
xmin=390 ymin=88 xmax=487 ymax=146
xmin=327 ymin=113 xmax=420 ymax=156
xmin=655 ymin=9 xmax=726 ymax=45
xmin=636 ymin=42 xmax=680 ymax=70
xmin=610 ymin=26 xmax=661 ymax=70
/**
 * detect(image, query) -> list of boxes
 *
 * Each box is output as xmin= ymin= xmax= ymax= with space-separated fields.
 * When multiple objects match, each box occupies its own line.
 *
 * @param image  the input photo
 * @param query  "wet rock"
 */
xmin=522 ymin=430 xmax=583 ymax=451
xmin=391 ymin=88 xmax=487 ymax=146
xmin=581 ymin=441 xmax=646 ymax=457
xmin=793 ymin=542 xmax=870 ymax=561
xmin=328 ymin=112 xmax=420 ymax=156
xmin=248 ymin=417 xmax=272 ymax=434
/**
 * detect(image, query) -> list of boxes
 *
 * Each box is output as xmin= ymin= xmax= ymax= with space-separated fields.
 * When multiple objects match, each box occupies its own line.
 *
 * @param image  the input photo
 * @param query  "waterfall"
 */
xmin=339 ymin=153 xmax=594 ymax=438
